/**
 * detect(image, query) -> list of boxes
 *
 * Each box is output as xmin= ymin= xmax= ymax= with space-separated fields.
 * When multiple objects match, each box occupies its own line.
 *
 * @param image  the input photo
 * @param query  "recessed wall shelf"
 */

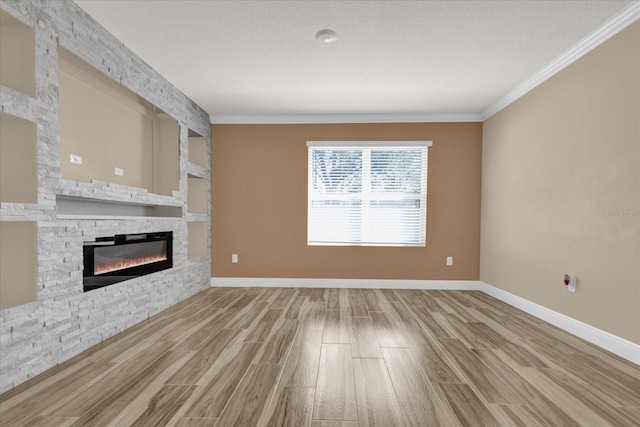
xmin=186 ymin=213 xmax=208 ymax=222
xmin=187 ymin=176 xmax=207 ymax=215
xmin=56 ymin=195 xmax=182 ymax=219
xmin=0 ymin=9 xmax=35 ymax=98
xmin=185 ymin=163 xmax=209 ymax=180
xmin=58 ymin=47 xmax=179 ymax=195
xmin=0 ymin=112 xmax=37 ymax=204
xmin=0 ymin=221 xmax=37 ymax=310
xmin=188 ymin=221 xmax=207 ymax=260
xmin=188 ymin=133 xmax=208 ymax=169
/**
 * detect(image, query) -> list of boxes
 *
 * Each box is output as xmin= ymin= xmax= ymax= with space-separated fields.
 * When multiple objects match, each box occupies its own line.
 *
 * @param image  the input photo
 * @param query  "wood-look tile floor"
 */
xmin=1 ymin=287 xmax=639 ymax=426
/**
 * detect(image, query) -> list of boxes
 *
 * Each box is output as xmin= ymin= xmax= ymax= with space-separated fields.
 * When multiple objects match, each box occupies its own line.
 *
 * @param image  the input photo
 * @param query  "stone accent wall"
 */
xmin=0 ymin=0 xmax=211 ymax=393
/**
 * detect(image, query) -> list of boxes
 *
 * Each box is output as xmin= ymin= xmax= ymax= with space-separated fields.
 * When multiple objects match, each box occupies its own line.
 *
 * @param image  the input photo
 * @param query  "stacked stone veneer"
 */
xmin=0 ymin=0 xmax=211 ymax=393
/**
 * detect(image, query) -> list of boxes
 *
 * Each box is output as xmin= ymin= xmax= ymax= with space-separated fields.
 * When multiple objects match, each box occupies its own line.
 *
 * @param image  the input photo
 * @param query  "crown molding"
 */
xmin=482 ymin=1 xmax=640 ymax=120
xmin=210 ymin=112 xmax=483 ymax=125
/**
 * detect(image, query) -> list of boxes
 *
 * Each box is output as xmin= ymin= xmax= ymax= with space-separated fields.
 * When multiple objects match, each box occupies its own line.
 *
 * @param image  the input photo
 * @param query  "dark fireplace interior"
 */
xmin=83 ymin=231 xmax=173 ymax=292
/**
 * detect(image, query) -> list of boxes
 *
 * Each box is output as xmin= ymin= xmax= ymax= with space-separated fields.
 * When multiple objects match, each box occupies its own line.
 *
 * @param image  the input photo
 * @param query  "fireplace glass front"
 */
xmin=83 ymin=231 xmax=172 ymax=291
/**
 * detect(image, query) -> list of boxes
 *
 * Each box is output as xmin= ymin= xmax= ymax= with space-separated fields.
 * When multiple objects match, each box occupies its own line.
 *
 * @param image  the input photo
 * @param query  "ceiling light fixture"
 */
xmin=316 ymin=29 xmax=337 ymax=44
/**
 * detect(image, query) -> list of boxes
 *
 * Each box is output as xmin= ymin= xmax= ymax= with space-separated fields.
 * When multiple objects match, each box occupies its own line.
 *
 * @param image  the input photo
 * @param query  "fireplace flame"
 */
xmin=94 ymin=254 xmax=167 ymax=275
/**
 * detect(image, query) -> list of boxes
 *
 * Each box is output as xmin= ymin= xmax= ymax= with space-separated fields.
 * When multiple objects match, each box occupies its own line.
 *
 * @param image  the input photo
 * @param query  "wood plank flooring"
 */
xmin=1 ymin=287 xmax=639 ymax=426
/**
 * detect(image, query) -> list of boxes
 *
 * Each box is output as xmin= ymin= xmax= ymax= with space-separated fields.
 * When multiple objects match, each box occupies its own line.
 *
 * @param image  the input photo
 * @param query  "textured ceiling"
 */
xmin=72 ymin=0 xmax=633 ymax=120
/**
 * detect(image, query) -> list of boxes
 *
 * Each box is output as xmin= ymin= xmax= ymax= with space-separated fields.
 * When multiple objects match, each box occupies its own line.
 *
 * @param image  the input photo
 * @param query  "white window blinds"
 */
xmin=307 ymin=141 xmax=431 ymax=246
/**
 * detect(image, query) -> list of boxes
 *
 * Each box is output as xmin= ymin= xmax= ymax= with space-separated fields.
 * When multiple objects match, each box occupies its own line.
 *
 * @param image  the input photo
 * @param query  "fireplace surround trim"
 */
xmin=83 ymin=231 xmax=173 ymax=292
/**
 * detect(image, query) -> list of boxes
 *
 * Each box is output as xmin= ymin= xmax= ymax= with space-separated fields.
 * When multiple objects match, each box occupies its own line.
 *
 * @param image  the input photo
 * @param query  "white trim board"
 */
xmin=210 ymin=277 xmax=640 ymax=365
xmin=478 ymin=281 xmax=640 ymax=365
xmin=210 ymin=112 xmax=483 ymax=125
xmin=211 ymin=277 xmax=479 ymax=290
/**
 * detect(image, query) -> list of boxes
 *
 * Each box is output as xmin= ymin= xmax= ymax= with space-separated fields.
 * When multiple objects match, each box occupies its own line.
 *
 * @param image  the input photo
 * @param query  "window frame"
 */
xmin=306 ymin=140 xmax=432 ymax=247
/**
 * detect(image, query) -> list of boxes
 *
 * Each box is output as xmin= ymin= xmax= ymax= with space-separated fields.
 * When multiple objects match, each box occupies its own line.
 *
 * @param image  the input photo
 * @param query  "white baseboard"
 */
xmin=210 ymin=277 xmax=639 ymax=365
xmin=477 ymin=281 xmax=640 ymax=365
xmin=211 ymin=277 xmax=480 ymax=290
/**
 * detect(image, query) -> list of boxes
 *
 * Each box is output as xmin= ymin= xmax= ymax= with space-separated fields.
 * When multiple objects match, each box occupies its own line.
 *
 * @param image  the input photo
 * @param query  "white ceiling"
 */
xmin=72 ymin=0 xmax=635 ymax=121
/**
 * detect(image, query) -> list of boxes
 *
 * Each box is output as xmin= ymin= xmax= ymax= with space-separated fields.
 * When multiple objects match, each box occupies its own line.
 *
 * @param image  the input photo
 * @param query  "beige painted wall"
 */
xmin=58 ymin=49 xmax=179 ymax=195
xmin=0 ymin=222 xmax=37 ymax=310
xmin=153 ymin=115 xmax=179 ymax=196
xmin=0 ymin=9 xmax=35 ymax=97
xmin=59 ymin=50 xmax=154 ymax=190
xmin=481 ymin=23 xmax=640 ymax=343
xmin=212 ymin=122 xmax=482 ymax=280
xmin=188 ymin=177 xmax=207 ymax=214
xmin=188 ymin=136 xmax=208 ymax=168
xmin=188 ymin=222 xmax=208 ymax=260
xmin=0 ymin=112 xmax=37 ymax=204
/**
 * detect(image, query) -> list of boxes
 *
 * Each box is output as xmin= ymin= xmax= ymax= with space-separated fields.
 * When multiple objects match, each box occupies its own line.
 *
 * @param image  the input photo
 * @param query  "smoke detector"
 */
xmin=316 ymin=29 xmax=338 ymax=44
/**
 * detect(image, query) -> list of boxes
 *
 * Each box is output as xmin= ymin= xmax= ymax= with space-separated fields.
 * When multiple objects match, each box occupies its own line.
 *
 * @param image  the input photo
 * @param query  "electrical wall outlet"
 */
xmin=446 ymin=256 xmax=453 ymax=266
xmin=70 ymin=154 xmax=82 ymax=164
xmin=231 ymin=253 xmax=238 ymax=263
xmin=568 ymin=276 xmax=577 ymax=293
xmin=114 ymin=167 xmax=124 ymax=176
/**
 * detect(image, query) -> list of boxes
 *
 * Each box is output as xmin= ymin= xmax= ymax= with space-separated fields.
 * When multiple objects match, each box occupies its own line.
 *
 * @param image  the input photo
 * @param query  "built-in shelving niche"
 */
xmin=186 ymin=129 xmax=209 ymax=259
xmin=187 ymin=129 xmax=209 ymax=215
xmin=188 ymin=221 xmax=207 ymax=260
xmin=0 ymin=9 xmax=36 ymax=98
xmin=0 ymin=112 xmax=37 ymax=204
xmin=58 ymin=47 xmax=179 ymax=196
xmin=56 ymin=195 xmax=182 ymax=220
xmin=187 ymin=176 xmax=207 ymax=215
xmin=1 ymin=10 xmax=38 ymax=311
xmin=187 ymin=128 xmax=208 ymax=215
xmin=188 ymin=131 xmax=208 ymax=169
xmin=0 ymin=221 xmax=37 ymax=310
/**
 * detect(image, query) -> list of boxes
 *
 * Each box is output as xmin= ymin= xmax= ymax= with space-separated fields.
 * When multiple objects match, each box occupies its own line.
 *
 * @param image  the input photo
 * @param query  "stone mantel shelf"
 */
xmin=186 ymin=213 xmax=209 ymax=222
xmin=56 ymin=214 xmax=180 ymax=220
xmin=186 ymin=162 xmax=209 ymax=179
xmin=56 ymin=194 xmax=183 ymax=219
xmin=0 ymin=85 xmax=40 ymax=122
xmin=57 ymin=179 xmax=183 ymax=206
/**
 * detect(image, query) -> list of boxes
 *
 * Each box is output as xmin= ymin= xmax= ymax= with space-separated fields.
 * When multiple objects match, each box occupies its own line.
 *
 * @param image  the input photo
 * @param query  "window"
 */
xmin=307 ymin=141 xmax=431 ymax=246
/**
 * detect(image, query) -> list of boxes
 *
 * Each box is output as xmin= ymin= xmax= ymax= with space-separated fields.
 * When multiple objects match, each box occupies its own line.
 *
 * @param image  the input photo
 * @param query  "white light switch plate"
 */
xmin=232 ymin=254 xmax=238 ymax=263
xmin=446 ymin=256 xmax=453 ymax=266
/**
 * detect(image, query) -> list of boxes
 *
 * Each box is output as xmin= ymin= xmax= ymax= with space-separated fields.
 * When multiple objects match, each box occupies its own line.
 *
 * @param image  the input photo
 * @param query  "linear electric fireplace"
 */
xmin=83 ymin=231 xmax=173 ymax=292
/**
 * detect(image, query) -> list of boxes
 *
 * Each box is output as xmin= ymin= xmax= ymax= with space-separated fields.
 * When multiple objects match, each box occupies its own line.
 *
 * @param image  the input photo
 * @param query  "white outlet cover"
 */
xmin=446 ymin=256 xmax=453 ymax=266
xmin=232 ymin=254 xmax=238 ymax=263
xmin=70 ymin=154 xmax=82 ymax=164
xmin=568 ymin=276 xmax=577 ymax=293
xmin=114 ymin=167 xmax=124 ymax=176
